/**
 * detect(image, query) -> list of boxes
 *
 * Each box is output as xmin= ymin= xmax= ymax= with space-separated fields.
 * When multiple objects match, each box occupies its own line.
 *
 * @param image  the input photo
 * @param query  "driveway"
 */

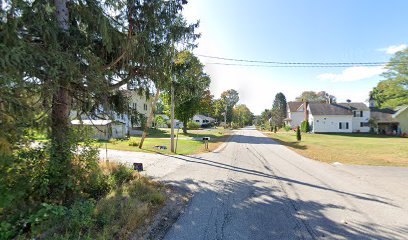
xmin=102 ymin=127 xmax=408 ymax=239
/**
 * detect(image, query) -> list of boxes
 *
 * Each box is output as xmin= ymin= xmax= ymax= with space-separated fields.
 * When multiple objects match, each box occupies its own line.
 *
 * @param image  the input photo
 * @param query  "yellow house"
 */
xmin=393 ymin=106 xmax=408 ymax=135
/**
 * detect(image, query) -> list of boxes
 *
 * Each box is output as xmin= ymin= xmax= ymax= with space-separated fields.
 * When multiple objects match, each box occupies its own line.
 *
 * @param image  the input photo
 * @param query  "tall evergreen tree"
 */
xmin=0 ymin=0 xmax=197 ymax=200
xmin=271 ymin=92 xmax=287 ymax=128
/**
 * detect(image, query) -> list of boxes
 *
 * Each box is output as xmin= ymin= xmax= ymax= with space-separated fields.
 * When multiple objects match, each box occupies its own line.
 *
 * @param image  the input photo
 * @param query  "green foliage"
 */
xmin=284 ymin=125 xmax=292 ymax=131
xmin=155 ymin=115 xmax=166 ymax=128
xmin=271 ymin=92 xmax=287 ymax=128
xmin=221 ymin=89 xmax=240 ymax=123
xmin=163 ymin=51 xmax=211 ymax=133
xmin=296 ymin=127 xmax=302 ymax=141
xmin=301 ymin=120 xmax=310 ymax=133
xmin=128 ymin=137 xmax=139 ymax=147
xmin=109 ymin=138 xmax=119 ymax=145
xmin=295 ymin=91 xmax=336 ymax=103
xmin=67 ymin=200 xmax=96 ymax=236
xmin=187 ymin=121 xmax=201 ymax=130
xmin=371 ymin=48 xmax=408 ymax=108
xmin=111 ymin=165 xmax=135 ymax=187
xmin=232 ymin=104 xmax=254 ymax=127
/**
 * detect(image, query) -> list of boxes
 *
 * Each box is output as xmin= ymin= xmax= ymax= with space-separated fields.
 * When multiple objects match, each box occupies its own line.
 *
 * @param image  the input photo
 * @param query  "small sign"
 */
xmin=133 ymin=163 xmax=143 ymax=172
xmin=202 ymin=137 xmax=211 ymax=141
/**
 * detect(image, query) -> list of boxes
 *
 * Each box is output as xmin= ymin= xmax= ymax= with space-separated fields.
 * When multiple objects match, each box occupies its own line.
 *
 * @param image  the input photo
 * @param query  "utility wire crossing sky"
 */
xmin=183 ymin=0 xmax=408 ymax=114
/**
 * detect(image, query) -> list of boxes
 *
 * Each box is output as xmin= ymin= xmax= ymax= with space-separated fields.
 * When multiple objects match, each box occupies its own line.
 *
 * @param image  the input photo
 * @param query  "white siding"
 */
xmin=311 ymin=115 xmax=353 ymax=133
xmin=289 ymin=112 xmax=304 ymax=128
xmin=351 ymin=110 xmax=370 ymax=133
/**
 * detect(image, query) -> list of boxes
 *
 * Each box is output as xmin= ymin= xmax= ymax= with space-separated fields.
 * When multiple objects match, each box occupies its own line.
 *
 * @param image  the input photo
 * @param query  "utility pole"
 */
xmin=170 ymin=80 xmax=175 ymax=152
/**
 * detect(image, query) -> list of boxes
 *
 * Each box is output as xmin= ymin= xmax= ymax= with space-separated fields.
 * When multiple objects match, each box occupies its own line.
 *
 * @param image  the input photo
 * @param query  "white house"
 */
xmin=192 ymin=115 xmax=215 ymax=127
xmin=71 ymin=120 xmax=126 ymax=140
xmin=286 ymin=101 xmax=371 ymax=133
xmin=70 ymin=89 xmax=152 ymax=136
xmin=284 ymin=102 xmax=305 ymax=128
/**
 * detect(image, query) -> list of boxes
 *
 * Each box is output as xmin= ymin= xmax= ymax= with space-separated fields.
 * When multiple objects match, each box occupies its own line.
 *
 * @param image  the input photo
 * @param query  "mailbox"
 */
xmin=133 ymin=163 xmax=143 ymax=172
xmin=202 ymin=137 xmax=211 ymax=141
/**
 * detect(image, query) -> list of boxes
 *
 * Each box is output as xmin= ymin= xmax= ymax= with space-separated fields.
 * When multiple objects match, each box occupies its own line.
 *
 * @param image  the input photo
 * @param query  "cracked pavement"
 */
xmin=103 ymin=127 xmax=408 ymax=239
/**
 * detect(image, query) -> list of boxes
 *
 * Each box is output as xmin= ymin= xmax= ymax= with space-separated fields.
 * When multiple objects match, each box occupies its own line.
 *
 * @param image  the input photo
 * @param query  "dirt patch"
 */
xmin=131 ymin=186 xmax=192 ymax=240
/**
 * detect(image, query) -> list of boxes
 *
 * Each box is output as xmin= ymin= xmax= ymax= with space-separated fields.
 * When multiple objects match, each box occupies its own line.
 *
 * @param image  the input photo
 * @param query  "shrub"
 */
xmin=300 ymin=120 xmax=310 ymax=133
xmin=296 ymin=127 xmax=302 ymax=141
xmin=111 ymin=164 xmax=135 ymax=186
xmin=128 ymin=137 xmax=139 ymax=146
xmin=187 ymin=121 xmax=200 ymax=130
xmin=283 ymin=125 xmax=291 ymax=131
xmin=108 ymin=138 xmax=118 ymax=145
xmin=67 ymin=200 xmax=96 ymax=236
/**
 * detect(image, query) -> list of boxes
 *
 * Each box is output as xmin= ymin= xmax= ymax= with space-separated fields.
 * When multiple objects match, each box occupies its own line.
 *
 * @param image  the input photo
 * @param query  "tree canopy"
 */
xmin=162 ymin=51 xmax=210 ymax=133
xmin=0 ymin=0 xmax=198 ymax=200
xmin=220 ymin=89 xmax=240 ymax=123
xmin=371 ymin=48 xmax=408 ymax=109
xmin=295 ymin=91 xmax=336 ymax=103
xmin=232 ymin=104 xmax=254 ymax=127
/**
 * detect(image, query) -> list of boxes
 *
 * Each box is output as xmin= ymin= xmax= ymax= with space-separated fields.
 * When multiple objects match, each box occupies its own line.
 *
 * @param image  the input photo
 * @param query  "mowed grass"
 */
xmin=263 ymin=131 xmax=408 ymax=167
xmin=101 ymin=128 xmax=231 ymax=155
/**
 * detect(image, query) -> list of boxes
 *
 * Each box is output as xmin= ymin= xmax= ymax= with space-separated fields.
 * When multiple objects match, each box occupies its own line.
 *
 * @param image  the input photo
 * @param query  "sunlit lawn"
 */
xmin=264 ymin=131 xmax=408 ymax=167
xmin=101 ymin=128 xmax=231 ymax=155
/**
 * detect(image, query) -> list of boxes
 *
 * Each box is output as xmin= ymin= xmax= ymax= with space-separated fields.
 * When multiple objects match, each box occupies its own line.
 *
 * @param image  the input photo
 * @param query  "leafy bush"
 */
xmin=300 ymin=120 xmax=310 ymax=133
xmin=111 ymin=164 xmax=135 ymax=186
xmin=128 ymin=137 xmax=139 ymax=146
xmin=67 ymin=200 xmax=96 ymax=236
xmin=187 ymin=121 xmax=200 ymax=130
xmin=283 ymin=125 xmax=292 ymax=131
xmin=108 ymin=138 xmax=118 ymax=145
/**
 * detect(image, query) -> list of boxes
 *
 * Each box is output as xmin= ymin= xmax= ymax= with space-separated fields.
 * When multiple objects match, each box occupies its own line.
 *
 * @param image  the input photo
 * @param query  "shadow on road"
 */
xmin=167 ymin=154 xmax=396 ymax=207
xmin=163 ymin=178 xmax=408 ymax=240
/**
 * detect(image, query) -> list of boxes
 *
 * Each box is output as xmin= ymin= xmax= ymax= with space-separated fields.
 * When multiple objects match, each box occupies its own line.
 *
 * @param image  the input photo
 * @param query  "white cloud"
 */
xmin=378 ymin=44 xmax=407 ymax=54
xmin=318 ymin=66 xmax=385 ymax=82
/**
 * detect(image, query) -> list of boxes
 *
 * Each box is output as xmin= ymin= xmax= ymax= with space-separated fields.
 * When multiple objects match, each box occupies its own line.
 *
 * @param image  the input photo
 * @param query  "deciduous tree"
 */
xmin=371 ymin=49 xmax=408 ymax=108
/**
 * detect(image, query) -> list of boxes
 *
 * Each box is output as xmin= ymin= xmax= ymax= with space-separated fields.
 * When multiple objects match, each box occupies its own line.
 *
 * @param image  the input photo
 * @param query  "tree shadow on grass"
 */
xmin=317 ymin=133 xmax=403 ymax=139
xmin=162 ymin=178 xmax=408 ymax=240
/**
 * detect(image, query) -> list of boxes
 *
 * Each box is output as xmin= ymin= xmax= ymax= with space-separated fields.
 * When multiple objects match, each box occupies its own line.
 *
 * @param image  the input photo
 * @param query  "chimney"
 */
xmin=304 ymin=101 xmax=309 ymax=121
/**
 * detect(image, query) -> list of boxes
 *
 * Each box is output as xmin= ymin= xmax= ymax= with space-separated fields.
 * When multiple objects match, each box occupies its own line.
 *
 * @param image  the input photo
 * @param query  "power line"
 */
xmin=204 ymin=62 xmax=387 ymax=68
xmin=198 ymin=54 xmax=407 ymax=67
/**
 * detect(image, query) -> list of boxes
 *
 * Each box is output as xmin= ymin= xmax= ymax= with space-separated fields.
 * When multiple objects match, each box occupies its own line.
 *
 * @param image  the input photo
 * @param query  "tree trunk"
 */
xmin=139 ymin=88 xmax=160 ymax=148
xmin=183 ymin=119 xmax=188 ymax=134
xmin=48 ymin=0 xmax=72 ymax=202
xmin=49 ymin=85 xmax=72 ymax=201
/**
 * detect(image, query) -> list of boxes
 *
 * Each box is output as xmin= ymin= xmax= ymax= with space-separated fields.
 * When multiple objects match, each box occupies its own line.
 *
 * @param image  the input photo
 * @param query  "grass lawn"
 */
xmin=263 ymin=131 xmax=408 ymax=167
xmin=100 ymin=128 xmax=231 ymax=155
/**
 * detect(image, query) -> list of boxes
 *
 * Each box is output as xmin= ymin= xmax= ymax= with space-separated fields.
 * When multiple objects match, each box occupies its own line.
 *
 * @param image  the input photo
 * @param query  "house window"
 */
xmin=339 ymin=122 xmax=349 ymax=129
xmin=353 ymin=111 xmax=357 ymax=117
xmin=143 ymin=104 xmax=147 ymax=111
xmin=360 ymin=122 xmax=369 ymax=127
xmin=196 ymin=120 xmax=200 ymax=123
xmin=360 ymin=111 xmax=363 ymax=117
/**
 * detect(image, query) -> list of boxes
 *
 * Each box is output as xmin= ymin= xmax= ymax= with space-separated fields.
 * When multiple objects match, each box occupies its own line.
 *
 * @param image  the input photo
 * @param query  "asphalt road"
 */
xmin=103 ymin=127 xmax=408 ymax=239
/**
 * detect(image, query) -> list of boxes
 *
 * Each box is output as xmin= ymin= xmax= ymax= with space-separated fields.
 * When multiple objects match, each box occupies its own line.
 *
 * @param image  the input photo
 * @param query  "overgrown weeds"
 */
xmin=0 ymin=144 xmax=166 ymax=240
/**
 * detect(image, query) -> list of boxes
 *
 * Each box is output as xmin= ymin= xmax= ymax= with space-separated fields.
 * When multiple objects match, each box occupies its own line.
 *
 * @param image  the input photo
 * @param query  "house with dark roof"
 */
xmin=284 ymin=102 xmax=305 ymax=128
xmin=286 ymin=101 xmax=371 ymax=133
xmin=368 ymin=98 xmax=408 ymax=135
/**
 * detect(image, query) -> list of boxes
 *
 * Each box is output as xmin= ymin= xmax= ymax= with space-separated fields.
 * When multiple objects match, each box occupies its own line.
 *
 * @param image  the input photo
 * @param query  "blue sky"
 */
xmin=182 ymin=0 xmax=408 ymax=114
